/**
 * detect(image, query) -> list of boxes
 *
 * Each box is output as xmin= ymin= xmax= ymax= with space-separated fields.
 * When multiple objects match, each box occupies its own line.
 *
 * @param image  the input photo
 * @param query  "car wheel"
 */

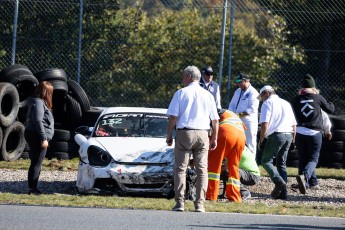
xmin=1 ymin=121 xmax=25 ymax=161
xmin=0 ymin=82 xmax=20 ymax=127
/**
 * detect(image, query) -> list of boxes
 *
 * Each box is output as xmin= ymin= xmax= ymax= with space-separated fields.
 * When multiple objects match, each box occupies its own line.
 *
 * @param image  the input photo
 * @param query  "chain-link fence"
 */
xmin=1 ymin=0 xmax=344 ymax=113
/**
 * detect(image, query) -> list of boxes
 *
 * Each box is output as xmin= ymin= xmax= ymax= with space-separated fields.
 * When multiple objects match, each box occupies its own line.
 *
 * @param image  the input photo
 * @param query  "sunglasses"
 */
xmin=205 ymin=73 xmax=213 ymax=76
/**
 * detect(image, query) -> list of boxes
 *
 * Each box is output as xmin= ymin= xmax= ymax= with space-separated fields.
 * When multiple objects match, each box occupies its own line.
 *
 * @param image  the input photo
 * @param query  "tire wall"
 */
xmin=258 ymin=116 xmax=345 ymax=169
xmin=0 ymin=65 xmax=103 ymax=161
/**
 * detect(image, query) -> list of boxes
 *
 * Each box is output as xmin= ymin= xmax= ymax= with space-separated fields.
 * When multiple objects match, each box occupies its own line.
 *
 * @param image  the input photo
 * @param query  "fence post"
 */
xmin=77 ymin=0 xmax=84 ymax=84
xmin=226 ymin=0 xmax=235 ymax=103
xmin=11 ymin=0 xmax=20 ymax=65
xmin=218 ymin=0 xmax=228 ymax=92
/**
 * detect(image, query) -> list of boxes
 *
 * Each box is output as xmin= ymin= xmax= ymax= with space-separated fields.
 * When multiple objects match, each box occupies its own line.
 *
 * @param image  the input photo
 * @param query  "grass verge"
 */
xmin=0 ymin=193 xmax=344 ymax=218
xmin=0 ymin=159 xmax=344 ymax=217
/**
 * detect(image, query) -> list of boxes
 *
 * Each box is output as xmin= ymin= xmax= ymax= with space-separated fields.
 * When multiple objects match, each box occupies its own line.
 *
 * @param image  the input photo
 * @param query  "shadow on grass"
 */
xmin=0 ymin=181 xmax=76 ymax=195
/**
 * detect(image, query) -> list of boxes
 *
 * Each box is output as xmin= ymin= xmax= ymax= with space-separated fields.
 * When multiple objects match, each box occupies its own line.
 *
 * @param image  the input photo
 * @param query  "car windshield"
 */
xmin=93 ymin=112 xmax=171 ymax=138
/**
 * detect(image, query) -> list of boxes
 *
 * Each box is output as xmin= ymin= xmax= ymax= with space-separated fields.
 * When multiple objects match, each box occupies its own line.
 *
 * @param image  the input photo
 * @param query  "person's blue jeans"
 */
xmin=261 ymin=133 xmax=293 ymax=195
xmin=295 ymin=132 xmax=322 ymax=188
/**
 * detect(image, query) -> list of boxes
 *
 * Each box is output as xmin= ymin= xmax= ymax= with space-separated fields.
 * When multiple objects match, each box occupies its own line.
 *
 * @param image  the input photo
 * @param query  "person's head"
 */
xmin=201 ymin=66 xmax=214 ymax=83
xmin=34 ymin=81 xmax=53 ymax=110
xmin=257 ymin=85 xmax=275 ymax=102
xmin=234 ymin=73 xmax=251 ymax=90
xmin=182 ymin=66 xmax=201 ymax=86
xmin=302 ymin=74 xmax=316 ymax=88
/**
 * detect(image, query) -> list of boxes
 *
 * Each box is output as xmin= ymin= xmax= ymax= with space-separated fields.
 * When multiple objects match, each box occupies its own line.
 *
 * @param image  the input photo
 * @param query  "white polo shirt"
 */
xmin=259 ymin=94 xmax=297 ymax=137
xmin=167 ymin=82 xmax=219 ymax=129
xmin=228 ymin=84 xmax=259 ymax=124
xmin=201 ymin=79 xmax=221 ymax=109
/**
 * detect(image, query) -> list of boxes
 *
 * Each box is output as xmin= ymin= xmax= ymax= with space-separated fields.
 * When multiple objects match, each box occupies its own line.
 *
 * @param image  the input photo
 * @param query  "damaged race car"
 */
xmin=74 ymin=107 xmax=196 ymax=199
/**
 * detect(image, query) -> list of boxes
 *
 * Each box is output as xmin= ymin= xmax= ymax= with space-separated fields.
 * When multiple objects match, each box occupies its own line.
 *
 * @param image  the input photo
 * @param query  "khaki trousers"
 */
xmin=174 ymin=129 xmax=209 ymax=205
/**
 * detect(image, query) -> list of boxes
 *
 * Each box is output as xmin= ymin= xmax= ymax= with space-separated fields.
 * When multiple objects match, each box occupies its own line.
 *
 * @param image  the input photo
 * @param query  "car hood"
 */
xmin=93 ymin=137 xmax=174 ymax=164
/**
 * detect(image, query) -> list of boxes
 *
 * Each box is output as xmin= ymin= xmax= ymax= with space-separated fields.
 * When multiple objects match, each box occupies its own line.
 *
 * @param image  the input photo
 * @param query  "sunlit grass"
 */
xmin=1 ymin=159 xmax=344 ymax=180
xmin=0 ymin=193 xmax=344 ymax=217
xmin=0 ymin=159 xmax=344 ymax=217
xmin=0 ymin=158 xmax=80 ymax=171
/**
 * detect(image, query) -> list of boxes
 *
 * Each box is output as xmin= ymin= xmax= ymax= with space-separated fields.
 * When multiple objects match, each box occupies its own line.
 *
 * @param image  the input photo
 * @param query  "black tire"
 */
xmin=49 ymin=152 xmax=70 ymax=160
xmin=287 ymin=149 xmax=298 ymax=160
xmin=331 ymin=130 xmax=345 ymax=141
xmin=321 ymin=151 xmax=343 ymax=162
xmin=34 ymin=68 xmax=68 ymax=82
xmin=67 ymin=80 xmax=90 ymax=113
xmin=1 ymin=121 xmax=25 ymax=161
xmin=330 ymin=115 xmax=345 ymax=130
xmin=49 ymin=141 xmax=69 ymax=152
xmin=49 ymin=80 xmax=68 ymax=94
xmin=286 ymin=159 xmax=299 ymax=168
xmin=323 ymin=162 xmax=343 ymax=169
xmin=0 ymin=64 xmax=33 ymax=78
xmin=0 ymin=64 xmax=38 ymax=109
xmin=67 ymin=140 xmax=79 ymax=156
xmin=17 ymin=107 xmax=29 ymax=125
xmin=0 ymin=82 xmax=19 ymax=127
xmin=20 ymin=151 xmax=29 ymax=159
xmin=321 ymin=140 xmax=344 ymax=152
xmin=65 ymin=94 xmax=82 ymax=128
xmin=52 ymin=129 xmax=71 ymax=142
xmin=81 ymin=107 xmax=104 ymax=127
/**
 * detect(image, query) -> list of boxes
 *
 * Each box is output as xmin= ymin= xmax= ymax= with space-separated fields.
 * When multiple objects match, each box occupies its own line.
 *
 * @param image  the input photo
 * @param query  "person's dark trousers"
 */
xmin=25 ymin=130 xmax=47 ymax=190
xmin=261 ymin=133 xmax=292 ymax=196
xmin=295 ymin=132 xmax=322 ymax=188
xmin=239 ymin=169 xmax=260 ymax=196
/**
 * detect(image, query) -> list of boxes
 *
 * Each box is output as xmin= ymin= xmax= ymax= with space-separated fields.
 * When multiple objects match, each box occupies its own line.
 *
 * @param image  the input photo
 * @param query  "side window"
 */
xmin=145 ymin=117 xmax=168 ymax=137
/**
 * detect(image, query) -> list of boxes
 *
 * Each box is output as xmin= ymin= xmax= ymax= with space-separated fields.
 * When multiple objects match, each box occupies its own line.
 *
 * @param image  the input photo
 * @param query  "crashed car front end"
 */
xmin=74 ymin=109 xmax=176 ymax=196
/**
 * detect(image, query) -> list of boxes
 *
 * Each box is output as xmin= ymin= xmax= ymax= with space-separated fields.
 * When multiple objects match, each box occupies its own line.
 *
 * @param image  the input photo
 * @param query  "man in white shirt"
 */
xmin=228 ymin=73 xmax=259 ymax=156
xmin=200 ymin=66 xmax=221 ymax=109
xmin=258 ymin=85 xmax=297 ymax=200
xmin=166 ymin=65 xmax=219 ymax=213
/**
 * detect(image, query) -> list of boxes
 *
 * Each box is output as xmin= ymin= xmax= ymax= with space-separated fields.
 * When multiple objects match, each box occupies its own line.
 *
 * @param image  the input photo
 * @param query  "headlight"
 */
xmin=87 ymin=145 xmax=112 ymax=167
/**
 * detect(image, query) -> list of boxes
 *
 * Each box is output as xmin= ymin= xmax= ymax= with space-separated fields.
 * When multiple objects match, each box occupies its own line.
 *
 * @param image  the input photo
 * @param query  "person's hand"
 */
xmin=209 ymin=139 xmax=217 ymax=150
xmin=325 ymin=132 xmax=332 ymax=140
xmin=166 ymin=134 xmax=173 ymax=146
xmin=41 ymin=140 xmax=49 ymax=149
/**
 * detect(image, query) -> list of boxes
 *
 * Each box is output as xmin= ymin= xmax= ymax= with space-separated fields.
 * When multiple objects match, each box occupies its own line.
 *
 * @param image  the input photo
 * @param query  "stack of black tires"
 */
xmin=0 ymin=64 xmax=103 ymax=161
xmin=284 ymin=115 xmax=345 ymax=169
xmin=319 ymin=115 xmax=345 ymax=169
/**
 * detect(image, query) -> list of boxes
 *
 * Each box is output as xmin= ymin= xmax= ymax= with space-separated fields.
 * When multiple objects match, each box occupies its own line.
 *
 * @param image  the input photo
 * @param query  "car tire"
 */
xmin=52 ymin=129 xmax=71 ymax=142
xmin=0 ymin=82 xmax=20 ymax=127
xmin=67 ymin=80 xmax=90 ymax=113
xmin=0 ymin=64 xmax=38 ymax=109
xmin=34 ymin=68 xmax=68 ymax=82
xmin=1 ymin=121 xmax=25 ymax=161
xmin=65 ymin=94 xmax=82 ymax=128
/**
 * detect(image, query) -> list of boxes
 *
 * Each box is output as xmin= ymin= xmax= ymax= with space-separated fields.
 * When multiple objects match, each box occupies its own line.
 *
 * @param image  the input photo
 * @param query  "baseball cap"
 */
xmin=234 ymin=73 xmax=250 ymax=83
xmin=202 ymin=66 xmax=213 ymax=75
xmin=257 ymin=85 xmax=274 ymax=100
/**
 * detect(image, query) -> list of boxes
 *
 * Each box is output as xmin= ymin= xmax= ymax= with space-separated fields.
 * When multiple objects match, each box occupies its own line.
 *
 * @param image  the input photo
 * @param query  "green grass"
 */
xmin=0 ymin=158 xmax=80 ymax=171
xmin=0 ymin=159 xmax=345 ymax=217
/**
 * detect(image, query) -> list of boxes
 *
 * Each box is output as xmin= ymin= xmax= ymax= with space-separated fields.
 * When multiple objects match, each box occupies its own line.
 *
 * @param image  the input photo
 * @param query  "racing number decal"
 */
xmin=101 ymin=118 xmax=123 ymax=125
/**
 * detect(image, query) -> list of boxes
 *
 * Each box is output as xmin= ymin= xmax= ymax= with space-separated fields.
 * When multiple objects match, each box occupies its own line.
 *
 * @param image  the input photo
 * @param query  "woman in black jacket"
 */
xmin=291 ymin=74 xmax=334 ymax=194
xmin=25 ymin=81 xmax=54 ymax=195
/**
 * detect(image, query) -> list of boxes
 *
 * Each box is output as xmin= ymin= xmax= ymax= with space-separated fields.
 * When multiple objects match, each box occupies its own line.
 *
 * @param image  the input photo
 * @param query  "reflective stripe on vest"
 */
xmin=208 ymin=172 xmax=220 ymax=181
xmin=219 ymin=118 xmax=245 ymax=132
xmin=226 ymin=177 xmax=241 ymax=187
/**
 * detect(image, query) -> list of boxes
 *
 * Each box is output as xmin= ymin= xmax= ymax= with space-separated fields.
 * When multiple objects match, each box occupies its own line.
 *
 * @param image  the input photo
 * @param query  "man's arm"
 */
xmin=210 ymin=119 xmax=219 ymax=150
xmin=292 ymin=125 xmax=296 ymax=143
xmin=259 ymin=122 xmax=268 ymax=144
xmin=166 ymin=115 xmax=177 ymax=146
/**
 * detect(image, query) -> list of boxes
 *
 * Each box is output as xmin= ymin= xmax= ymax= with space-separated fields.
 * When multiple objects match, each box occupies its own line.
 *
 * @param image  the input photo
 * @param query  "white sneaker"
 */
xmin=309 ymin=185 xmax=320 ymax=190
xmin=195 ymin=204 xmax=205 ymax=212
xmin=172 ymin=202 xmax=184 ymax=211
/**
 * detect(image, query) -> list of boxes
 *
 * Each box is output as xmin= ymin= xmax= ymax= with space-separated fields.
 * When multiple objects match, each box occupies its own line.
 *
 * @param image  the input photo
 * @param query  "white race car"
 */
xmin=74 ymin=107 xmax=193 ymax=197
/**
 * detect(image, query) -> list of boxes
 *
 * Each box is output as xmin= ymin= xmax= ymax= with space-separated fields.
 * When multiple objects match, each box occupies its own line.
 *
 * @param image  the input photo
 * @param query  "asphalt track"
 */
xmin=1 ymin=204 xmax=344 ymax=230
